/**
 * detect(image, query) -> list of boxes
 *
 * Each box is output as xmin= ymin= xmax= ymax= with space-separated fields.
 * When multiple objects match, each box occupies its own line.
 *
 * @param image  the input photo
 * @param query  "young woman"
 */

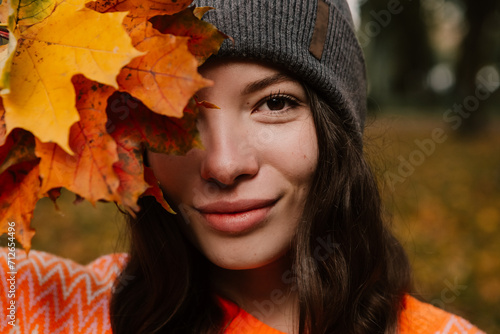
xmin=0 ymin=0 xmax=484 ymax=333
xmin=108 ymin=1 xmax=483 ymax=333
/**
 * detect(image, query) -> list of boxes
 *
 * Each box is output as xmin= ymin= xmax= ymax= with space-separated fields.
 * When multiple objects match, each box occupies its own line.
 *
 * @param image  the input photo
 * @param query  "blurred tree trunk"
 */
xmin=360 ymin=0 xmax=434 ymax=107
xmin=454 ymin=0 xmax=499 ymax=136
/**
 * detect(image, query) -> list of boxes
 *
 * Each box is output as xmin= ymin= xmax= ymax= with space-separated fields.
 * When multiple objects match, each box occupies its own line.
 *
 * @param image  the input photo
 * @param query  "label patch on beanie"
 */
xmin=309 ymin=0 xmax=330 ymax=60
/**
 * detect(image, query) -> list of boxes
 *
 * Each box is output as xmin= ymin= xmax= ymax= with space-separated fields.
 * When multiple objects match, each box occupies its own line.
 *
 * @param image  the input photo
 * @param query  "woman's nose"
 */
xmin=200 ymin=120 xmax=259 ymax=187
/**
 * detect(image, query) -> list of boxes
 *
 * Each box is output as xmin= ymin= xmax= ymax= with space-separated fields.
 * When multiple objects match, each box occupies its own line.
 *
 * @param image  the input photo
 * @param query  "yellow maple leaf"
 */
xmin=11 ymin=0 xmax=56 ymax=27
xmin=0 ymin=0 xmax=143 ymax=154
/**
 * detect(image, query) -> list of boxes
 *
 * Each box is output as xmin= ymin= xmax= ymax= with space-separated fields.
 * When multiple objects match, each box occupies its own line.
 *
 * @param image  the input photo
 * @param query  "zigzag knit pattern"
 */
xmin=0 ymin=248 xmax=486 ymax=334
xmin=0 ymin=248 xmax=126 ymax=334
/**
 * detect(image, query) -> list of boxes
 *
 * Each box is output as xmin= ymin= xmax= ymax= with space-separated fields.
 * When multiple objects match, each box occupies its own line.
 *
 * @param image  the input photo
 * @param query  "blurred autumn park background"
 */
xmin=1 ymin=0 xmax=499 ymax=332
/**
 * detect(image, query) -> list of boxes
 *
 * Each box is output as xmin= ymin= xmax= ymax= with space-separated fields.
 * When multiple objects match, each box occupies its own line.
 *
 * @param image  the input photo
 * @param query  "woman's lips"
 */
xmin=196 ymin=199 xmax=277 ymax=234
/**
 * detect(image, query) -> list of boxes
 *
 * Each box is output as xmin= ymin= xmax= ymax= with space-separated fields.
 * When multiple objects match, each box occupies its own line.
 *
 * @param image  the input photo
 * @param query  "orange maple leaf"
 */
xmin=143 ymin=166 xmax=174 ymax=213
xmin=105 ymin=92 xmax=149 ymax=211
xmin=0 ymin=99 xmax=6 ymax=146
xmin=107 ymin=92 xmax=201 ymax=212
xmin=0 ymin=161 xmax=40 ymax=252
xmin=88 ymin=0 xmax=217 ymax=118
xmin=150 ymin=7 xmax=227 ymax=64
xmin=35 ymin=76 xmax=120 ymax=205
xmin=0 ymin=98 xmax=39 ymax=251
xmin=0 ymin=128 xmax=36 ymax=176
xmin=119 ymin=21 xmax=211 ymax=118
xmin=1 ymin=100 xmax=38 ymax=175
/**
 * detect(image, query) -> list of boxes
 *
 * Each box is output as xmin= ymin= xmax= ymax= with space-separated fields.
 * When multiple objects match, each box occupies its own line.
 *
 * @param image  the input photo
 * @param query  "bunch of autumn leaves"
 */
xmin=0 ymin=0 xmax=226 ymax=251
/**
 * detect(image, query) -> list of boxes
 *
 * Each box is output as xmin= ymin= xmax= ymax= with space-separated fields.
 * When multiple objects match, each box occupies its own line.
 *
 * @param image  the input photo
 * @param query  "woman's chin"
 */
xmin=204 ymin=246 xmax=290 ymax=271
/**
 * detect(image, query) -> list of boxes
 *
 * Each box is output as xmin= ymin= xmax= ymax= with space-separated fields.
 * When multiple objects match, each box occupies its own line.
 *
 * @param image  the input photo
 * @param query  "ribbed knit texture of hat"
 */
xmin=194 ymin=0 xmax=367 ymax=137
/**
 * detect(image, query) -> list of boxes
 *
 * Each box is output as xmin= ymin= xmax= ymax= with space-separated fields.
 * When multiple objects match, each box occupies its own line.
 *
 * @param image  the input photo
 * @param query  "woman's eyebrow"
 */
xmin=241 ymin=73 xmax=294 ymax=96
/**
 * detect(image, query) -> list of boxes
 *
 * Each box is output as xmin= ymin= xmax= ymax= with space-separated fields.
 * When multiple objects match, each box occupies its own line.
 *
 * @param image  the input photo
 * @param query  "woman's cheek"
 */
xmin=148 ymin=152 xmax=198 ymax=205
xmin=264 ymin=122 xmax=318 ymax=183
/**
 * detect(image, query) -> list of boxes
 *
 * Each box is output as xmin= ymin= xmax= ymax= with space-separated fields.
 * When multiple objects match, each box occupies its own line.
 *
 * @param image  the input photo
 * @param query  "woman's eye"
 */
xmin=266 ymin=97 xmax=287 ymax=110
xmin=256 ymin=94 xmax=299 ymax=113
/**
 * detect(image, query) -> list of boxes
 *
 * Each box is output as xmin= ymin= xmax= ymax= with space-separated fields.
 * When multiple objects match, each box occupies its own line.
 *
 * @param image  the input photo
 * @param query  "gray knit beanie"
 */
xmin=194 ymin=0 xmax=367 ymax=137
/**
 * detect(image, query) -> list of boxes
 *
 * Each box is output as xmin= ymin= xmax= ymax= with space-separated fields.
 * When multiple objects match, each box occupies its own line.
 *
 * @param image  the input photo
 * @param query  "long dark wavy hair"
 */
xmin=109 ymin=85 xmax=412 ymax=334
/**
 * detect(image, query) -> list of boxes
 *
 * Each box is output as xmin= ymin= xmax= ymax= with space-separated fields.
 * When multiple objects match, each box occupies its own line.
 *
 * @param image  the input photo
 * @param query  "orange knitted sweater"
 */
xmin=0 ymin=248 xmax=485 ymax=333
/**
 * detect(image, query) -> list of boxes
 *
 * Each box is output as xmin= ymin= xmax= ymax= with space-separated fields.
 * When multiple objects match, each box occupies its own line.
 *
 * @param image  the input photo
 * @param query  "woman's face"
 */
xmin=148 ymin=60 xmax=318 ymax=270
